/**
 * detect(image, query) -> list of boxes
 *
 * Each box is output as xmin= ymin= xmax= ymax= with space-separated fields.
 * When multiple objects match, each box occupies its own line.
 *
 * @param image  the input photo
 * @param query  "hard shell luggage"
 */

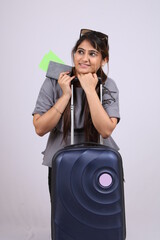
xmin=50 ymin=70 xmax=126 ymax=240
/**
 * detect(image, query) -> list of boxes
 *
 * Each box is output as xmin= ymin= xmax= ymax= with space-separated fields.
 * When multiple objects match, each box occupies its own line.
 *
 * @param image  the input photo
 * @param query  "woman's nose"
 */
xmin=81 ymin=53 xmax=89 ymax=61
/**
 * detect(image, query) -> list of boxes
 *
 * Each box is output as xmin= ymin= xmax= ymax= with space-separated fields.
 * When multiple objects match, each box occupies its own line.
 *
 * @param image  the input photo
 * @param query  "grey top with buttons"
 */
xmin=33 ymin=75 xmax=120 ymax=167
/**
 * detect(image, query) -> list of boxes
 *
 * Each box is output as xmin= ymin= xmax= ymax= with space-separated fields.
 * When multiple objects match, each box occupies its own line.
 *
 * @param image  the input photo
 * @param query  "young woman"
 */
xmin=32 ymin=29 xmax=120 ymax=194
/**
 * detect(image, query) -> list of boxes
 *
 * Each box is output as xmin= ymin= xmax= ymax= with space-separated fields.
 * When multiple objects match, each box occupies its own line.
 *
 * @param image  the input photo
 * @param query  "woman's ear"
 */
xmin=101 ymin=57 xmax=108 ymax=67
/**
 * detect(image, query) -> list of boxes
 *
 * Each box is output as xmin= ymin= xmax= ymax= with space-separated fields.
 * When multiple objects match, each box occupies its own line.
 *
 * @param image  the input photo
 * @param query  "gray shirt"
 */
xmin=33 ymin=77 xmax=120 ymax=167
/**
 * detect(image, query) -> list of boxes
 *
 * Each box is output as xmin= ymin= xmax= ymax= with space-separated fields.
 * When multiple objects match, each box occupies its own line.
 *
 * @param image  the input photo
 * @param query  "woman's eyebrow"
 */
xmin=77 ymin=47 xmax=85 ymax=51
xmin=89 ymin=50 xmax=99 ymax=54
xmin=77 ymin=47 xmax=99 ymax=53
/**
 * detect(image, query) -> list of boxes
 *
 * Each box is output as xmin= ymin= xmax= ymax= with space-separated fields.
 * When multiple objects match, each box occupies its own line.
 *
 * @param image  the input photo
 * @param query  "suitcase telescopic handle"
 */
xmin=64 ymin=142 xmax=104 ymax=149
xmin=70 ymin=77 xmax=103 ymax=145
xmin=71 ymin=84 xmax=74 ymax=144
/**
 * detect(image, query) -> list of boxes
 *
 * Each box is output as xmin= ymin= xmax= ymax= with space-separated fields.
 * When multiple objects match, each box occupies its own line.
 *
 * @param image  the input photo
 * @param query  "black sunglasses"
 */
xmin=80 ymin=29 xmax=108 ymax=42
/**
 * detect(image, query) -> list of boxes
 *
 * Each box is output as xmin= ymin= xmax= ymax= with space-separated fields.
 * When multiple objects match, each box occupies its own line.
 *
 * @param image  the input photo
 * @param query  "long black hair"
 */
xmin=63 ymin=31 xmax=109 ymax=142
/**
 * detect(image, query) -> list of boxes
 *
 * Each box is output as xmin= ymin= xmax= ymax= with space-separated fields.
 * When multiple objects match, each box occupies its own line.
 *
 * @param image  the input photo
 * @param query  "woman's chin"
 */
xmin=76 ymin=69 xmax=93 ymax=75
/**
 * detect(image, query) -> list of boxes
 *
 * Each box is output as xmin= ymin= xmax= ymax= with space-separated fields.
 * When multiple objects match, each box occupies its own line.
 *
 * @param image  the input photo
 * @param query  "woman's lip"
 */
xmin=79 ymin=63 xmax=90 ymax=67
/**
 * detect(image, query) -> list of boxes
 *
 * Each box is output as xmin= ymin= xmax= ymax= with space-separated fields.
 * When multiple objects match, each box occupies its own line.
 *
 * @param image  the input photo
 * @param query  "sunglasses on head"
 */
xmin=80 ymin=29 xmax=108 ymax=42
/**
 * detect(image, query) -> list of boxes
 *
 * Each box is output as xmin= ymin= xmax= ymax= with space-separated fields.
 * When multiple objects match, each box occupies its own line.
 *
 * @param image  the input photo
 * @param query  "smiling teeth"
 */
xmin=80 ymin=63 xmax=90 ymax=66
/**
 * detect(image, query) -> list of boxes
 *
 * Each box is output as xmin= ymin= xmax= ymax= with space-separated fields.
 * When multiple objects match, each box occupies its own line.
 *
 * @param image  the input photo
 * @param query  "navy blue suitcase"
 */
xmin=51 ymin=143 xmax=126 ymax=240
xmin=50 ymin=73 xmax=126 ymax=240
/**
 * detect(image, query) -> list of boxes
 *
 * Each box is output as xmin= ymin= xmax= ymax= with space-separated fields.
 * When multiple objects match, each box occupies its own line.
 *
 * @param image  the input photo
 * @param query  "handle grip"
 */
xmin=64 ymin=142 xmax=104 ymax=149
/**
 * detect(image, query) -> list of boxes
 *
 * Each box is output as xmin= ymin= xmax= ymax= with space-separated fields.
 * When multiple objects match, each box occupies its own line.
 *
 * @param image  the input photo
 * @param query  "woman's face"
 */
xmin=74 ymin=40 xmax=105 ymax=75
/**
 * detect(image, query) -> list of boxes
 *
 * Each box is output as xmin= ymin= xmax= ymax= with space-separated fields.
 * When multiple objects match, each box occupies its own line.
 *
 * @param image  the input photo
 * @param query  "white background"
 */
xmin=1 ymin=0 xmax=160 ymax=239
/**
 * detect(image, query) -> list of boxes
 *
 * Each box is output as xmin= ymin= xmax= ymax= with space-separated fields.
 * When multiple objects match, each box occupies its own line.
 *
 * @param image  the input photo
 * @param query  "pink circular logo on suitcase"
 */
xmin=99 ymin=173 xmax=112 ymax=187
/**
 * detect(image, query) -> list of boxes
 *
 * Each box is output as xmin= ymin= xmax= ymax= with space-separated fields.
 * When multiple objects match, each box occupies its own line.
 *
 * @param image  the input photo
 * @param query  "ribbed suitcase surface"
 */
xmin=51 ymin=144 xmax=126 ymax=240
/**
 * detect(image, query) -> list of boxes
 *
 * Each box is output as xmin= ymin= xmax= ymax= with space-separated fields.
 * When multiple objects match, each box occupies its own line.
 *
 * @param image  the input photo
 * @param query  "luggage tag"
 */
xmin=46 ymin=61 xmax=72 ymax=79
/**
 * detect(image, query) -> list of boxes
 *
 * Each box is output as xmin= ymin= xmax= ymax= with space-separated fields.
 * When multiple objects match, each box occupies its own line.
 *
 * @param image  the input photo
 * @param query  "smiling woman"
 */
xmin=33 ymin=28 xmax=120 ymax=165
xmin=74 ymin=40 xmax=107 ymax=74
xmin=32 ymin=29 xmax=120 ymax=239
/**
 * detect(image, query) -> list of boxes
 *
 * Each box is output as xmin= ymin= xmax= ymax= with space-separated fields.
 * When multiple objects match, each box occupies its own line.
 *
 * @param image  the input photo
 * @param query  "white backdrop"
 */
xmin=1 ymin=0 xmax=160 ymax=239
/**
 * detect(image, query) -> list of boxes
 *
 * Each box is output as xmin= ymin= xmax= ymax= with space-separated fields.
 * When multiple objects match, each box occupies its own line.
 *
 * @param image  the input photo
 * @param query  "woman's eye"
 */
xmin=77 ymin=50 xmax=84 ymax=55
xmin=90 ymin=52 xmax=97 ymax=57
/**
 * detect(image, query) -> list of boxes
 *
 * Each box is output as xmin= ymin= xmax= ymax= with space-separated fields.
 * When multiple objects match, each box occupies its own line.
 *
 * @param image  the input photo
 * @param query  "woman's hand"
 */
xmin=77 ymin=73 xmax=98 ymax=94
xmin=58 ymin=72 xmax=75 ymax=97
xmin=33 ymin=72 xmax=75 ymax=137
xmin=77 ymin=72 xmax=117 ymax=138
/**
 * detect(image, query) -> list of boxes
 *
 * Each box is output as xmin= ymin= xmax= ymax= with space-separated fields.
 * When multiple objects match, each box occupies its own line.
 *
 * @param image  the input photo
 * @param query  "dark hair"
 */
xmin=72 ymin=32 xmax=109 ymax=62
xmin=63 ymin=32 xmax=109 ymax=142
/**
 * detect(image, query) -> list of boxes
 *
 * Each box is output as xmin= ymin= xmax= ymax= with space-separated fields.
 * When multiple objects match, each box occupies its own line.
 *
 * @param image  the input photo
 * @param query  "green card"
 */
xmin=39 ymin=50 xmax=65 ymax=72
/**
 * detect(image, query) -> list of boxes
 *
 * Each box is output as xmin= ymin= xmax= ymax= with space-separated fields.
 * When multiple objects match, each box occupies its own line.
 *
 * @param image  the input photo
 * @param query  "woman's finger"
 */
xmin=60 ymin=71 xmax=70 ymax=76
xmin=93 ymin=73 xmax=97 ymax=79
xmin=59 ymin=71 xmax=70 ymax=80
